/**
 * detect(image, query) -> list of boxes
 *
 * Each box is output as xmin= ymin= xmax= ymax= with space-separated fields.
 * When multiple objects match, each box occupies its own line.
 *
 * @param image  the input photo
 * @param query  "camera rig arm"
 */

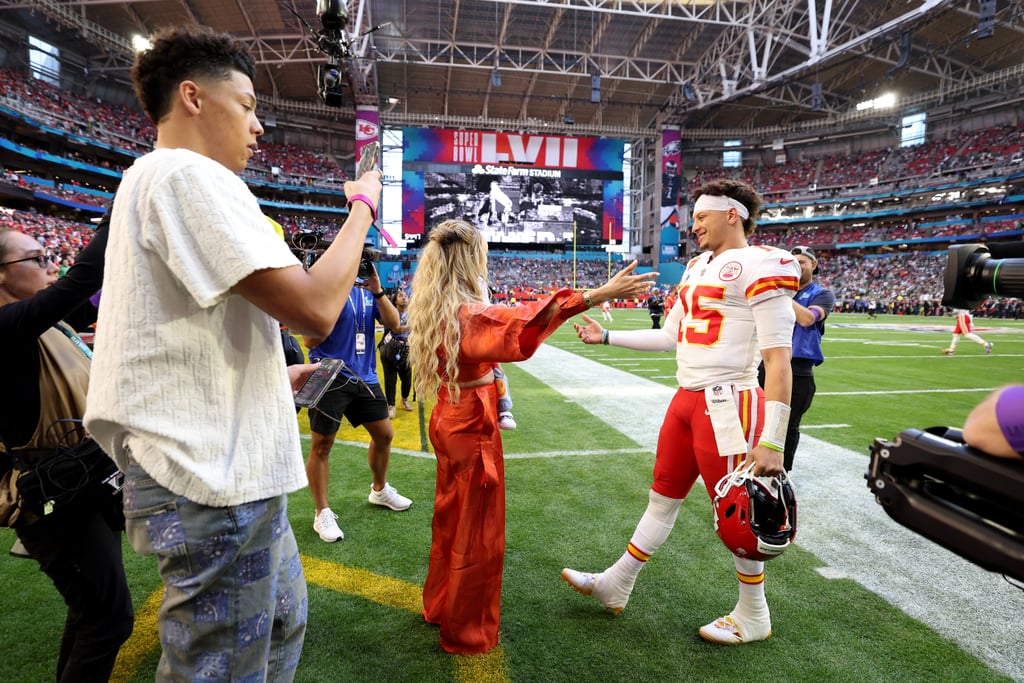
xmin=867 ymin=427 xmax=1024 ymax=583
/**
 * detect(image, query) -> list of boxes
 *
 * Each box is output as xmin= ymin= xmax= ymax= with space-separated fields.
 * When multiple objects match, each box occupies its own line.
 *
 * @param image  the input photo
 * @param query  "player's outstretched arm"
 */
xmin=573 ymin=314 xmax=604 ymax=344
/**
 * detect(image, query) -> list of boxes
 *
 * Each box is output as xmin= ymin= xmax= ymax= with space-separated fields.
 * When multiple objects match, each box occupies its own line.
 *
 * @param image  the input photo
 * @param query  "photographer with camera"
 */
xmin=0 ymin=214 xmax=134 ymax=682
xmin=303 ymin=242 xmax=411 ymax=543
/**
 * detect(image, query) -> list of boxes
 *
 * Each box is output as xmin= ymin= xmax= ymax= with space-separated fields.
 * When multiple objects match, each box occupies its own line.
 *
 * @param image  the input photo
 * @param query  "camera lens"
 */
xmin=943 ymin=243 xmax=1024 ymax=309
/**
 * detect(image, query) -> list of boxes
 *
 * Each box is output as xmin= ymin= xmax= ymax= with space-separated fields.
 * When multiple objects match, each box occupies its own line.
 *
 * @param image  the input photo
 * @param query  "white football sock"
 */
xmin=731 ymin=555 xmax=769 ymax=627
xmin=604 ymin=489 xmax=682 ymax=592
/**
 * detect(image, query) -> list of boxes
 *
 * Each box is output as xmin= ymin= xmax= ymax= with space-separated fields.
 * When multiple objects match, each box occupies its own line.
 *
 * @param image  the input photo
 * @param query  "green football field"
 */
xmin=1 ymin=310 xmax=1021 ymax=682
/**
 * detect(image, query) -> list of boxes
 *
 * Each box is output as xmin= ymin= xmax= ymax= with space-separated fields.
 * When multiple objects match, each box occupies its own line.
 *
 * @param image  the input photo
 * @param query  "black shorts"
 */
xmin=309 ymin=375 xmax=388 ymax=435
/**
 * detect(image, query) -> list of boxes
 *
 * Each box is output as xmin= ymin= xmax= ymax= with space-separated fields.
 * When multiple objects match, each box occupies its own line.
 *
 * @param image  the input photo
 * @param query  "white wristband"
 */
xmin=760 ymin=400 xmax=791 ymax=451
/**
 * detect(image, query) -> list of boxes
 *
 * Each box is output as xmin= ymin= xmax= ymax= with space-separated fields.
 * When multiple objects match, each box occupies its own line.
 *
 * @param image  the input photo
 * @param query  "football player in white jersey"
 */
xmin=561 ymin=178 xmax=801 ymax=645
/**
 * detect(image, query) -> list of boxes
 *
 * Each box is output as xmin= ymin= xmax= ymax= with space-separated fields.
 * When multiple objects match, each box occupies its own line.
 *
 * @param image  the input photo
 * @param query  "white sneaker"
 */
xmin=698 ymin=613 xmax=772 ymax=645
xmin=560 ymin=568 xmax=629 ymax=614
xmin=313 ymin=507 xmax=344 ymax=542
xmin=498 ymin=411 xmax=517 ymax=430
xmin=368 ymin=482 xmax=412 ymax=511
xmin=388 ymin=405 xmax=396 ymax=419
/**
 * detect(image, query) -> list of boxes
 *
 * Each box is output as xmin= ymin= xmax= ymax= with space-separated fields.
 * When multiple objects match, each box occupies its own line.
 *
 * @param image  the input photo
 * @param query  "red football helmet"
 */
xmin=712 ymin=462 xmax=797 ymax=561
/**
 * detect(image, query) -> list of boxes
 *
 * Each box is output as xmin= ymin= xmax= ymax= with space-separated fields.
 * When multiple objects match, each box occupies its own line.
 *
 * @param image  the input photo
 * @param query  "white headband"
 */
xmin=692 ymin=194 xmax=750 ymax=219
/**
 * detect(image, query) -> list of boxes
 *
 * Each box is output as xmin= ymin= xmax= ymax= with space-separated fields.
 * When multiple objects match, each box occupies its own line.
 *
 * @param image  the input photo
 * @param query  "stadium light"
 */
xmin=856 ymin=92 xmax=897 ymax=111
xmin=131 ymin=34 xmax=151 ymax=52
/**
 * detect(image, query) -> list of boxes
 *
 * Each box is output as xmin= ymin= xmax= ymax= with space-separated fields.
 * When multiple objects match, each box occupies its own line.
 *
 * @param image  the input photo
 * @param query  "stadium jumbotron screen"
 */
xmin=402 ymin=128 xmax=625 ymax=246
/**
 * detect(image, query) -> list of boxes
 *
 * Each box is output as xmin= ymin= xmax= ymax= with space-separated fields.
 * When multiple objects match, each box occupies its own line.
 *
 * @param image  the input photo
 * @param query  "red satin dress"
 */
xmin=422 ymin=289 xmax=587 ymax=654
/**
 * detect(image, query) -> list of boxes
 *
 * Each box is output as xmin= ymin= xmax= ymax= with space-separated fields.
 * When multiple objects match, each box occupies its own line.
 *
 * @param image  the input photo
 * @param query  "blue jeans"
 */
xmin=122 ymin=457 xmax=307 ymax=683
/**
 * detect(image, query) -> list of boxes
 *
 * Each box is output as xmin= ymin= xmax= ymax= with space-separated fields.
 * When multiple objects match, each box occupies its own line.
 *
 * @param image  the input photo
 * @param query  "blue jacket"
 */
xmin=792 ymin=281 xmax=833 ymax=367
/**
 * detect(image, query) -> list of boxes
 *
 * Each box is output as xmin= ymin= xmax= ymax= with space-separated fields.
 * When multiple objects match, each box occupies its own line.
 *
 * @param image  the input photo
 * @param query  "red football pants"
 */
xmin=652 ymin=386 xmax=764 ymax=501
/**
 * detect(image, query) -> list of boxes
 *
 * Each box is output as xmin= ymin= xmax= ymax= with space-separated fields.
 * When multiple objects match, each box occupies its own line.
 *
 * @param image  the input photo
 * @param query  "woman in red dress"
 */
xmin=407 ymin=219 xmax=655 ymax=654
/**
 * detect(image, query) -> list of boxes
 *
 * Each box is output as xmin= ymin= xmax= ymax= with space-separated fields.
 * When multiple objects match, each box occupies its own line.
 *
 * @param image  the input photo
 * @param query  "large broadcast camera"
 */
xmin=867 ymin=241 xmax=1024 ymax=583
xmin=941 ymin=241 xmax=1024 ymax=309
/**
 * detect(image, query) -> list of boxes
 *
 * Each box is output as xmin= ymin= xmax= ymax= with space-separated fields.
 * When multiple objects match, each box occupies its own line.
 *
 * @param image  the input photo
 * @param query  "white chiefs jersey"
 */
xmin=667 ymin=245 xmax=800 ymax=391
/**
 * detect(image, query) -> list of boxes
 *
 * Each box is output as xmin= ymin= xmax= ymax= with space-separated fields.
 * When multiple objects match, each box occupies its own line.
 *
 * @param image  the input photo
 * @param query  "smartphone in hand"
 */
xmin=294 ymin=358 xmax=345 ymax=408
xmin=357 ymin=141 xmax=380 ymax=177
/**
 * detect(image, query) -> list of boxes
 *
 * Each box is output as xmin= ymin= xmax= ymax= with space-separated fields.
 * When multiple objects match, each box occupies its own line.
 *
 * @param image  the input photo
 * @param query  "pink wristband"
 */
xmin=347 ymin=194 xmax=377 ymax=223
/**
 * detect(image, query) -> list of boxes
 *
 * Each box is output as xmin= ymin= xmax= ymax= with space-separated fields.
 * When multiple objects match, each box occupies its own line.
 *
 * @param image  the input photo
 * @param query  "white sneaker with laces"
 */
xmin=498 ymin=411 xmax=517 ymax=430
xmin=368 ymin=482 xmax=412 ymax=511
xmin=388 ymin=405 xmax=396 ymax=419
xmin=313 ymin=507 xmax=344 ymax=542
xmin=560 ymin=568 xmax=629 ymax=614
xmin=698 ymin=613 xmax=772 ymax=645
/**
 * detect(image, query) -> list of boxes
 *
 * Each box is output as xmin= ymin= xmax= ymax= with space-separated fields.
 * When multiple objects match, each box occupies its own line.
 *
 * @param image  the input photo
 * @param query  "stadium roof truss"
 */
xmin=1 ymin=0 xmax=1023 ymax=141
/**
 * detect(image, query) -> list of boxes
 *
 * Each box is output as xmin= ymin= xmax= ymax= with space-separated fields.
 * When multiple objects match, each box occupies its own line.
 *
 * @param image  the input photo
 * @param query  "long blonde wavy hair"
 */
xmin=408 ymin=219 xmax=489 ymax=404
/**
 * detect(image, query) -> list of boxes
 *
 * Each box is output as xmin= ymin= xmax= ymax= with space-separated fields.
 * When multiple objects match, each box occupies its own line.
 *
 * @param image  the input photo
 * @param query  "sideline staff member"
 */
xmin=758 ymin=245 xmax=835 ymax=471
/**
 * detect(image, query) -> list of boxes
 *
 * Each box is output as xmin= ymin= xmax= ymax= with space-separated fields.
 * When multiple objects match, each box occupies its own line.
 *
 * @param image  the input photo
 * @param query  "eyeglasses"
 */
xmin=0 ymin=254 xmax=52 ymax=269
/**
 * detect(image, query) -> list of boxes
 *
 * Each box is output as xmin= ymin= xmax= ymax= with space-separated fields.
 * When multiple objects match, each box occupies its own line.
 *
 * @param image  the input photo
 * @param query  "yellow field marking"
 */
xmin=110 ymin=588 xmax=162 ymax=683
xmin=111 ymin=557 xmax=509 ymax=682
xmin=303 ymin=555 xmax=510 ymax=683
xmin=301 ymin=553 xmax=422 ymax=613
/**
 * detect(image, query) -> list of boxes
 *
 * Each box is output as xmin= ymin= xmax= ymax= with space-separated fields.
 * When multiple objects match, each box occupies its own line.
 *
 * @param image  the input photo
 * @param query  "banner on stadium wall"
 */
xmin=660 ymin=128 xmax=682 ymax=258
xmin=660 ymin=226 xmax=679 ymax=259
xmin=401 ymin=127 xmax=624 ymax=245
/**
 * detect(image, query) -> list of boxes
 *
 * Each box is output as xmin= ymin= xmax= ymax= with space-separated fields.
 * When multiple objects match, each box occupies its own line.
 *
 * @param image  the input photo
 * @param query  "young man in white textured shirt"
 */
xmin=84 ymin=25 xmax=382 ymax=682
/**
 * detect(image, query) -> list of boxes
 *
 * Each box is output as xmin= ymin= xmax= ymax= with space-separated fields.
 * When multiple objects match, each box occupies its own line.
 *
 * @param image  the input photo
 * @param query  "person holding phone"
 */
xmin=83 ymin=25 xmax=382 ymax=679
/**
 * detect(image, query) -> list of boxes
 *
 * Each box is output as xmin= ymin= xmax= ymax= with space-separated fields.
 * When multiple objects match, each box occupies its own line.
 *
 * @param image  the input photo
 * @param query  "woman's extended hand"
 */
xmin=592 ymin=261 xmax=658 ymax=303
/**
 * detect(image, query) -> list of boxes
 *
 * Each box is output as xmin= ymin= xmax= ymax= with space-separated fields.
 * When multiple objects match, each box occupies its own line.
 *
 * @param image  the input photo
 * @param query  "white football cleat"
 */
xmin=699 ymin=613 xmax=772 ymax=646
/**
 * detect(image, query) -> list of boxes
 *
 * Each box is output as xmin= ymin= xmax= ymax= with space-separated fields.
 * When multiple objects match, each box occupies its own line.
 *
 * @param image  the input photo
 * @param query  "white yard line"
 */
xmin=516 ymin=343 xmax=1024 ymax=683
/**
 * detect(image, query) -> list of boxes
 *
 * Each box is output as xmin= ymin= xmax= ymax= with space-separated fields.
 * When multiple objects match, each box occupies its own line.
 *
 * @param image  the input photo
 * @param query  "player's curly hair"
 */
xmin=693 ymin=178 xmax=762 ymax=236
xmin=407 ymin=220 xmax=489 ymax=404
xmin=131 ymin=25 xmax=256 ymax=124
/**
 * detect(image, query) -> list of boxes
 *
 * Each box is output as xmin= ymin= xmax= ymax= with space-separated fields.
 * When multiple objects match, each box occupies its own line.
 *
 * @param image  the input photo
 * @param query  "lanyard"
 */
xmin=348 ymin=289 xmax=368 ymax=334
xmin=53 ymin=321 xmax=93 ymax=359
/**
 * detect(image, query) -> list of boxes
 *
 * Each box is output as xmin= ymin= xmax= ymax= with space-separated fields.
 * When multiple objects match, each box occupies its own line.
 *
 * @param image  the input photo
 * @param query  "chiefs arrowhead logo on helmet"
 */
xmin=712 ymin=462 xmax=797 ymax=561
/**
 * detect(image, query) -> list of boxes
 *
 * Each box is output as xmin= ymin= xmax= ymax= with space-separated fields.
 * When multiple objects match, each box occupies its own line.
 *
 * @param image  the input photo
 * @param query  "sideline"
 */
xmin=517 ymin=343 xmax=1024 ymax=683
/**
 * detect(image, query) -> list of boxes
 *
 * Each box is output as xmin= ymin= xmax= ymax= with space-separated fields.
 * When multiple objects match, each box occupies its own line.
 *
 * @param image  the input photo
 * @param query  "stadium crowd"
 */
xmin=689 ymin=122 xmax=1024 ymax=200
xmin=1 ymin=69 xmax=349 ymax=192
xmin=1 ymin=65 xmax=1020 ymax=317
xmin=4 ymin=206 xmax=1019 ymax=317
